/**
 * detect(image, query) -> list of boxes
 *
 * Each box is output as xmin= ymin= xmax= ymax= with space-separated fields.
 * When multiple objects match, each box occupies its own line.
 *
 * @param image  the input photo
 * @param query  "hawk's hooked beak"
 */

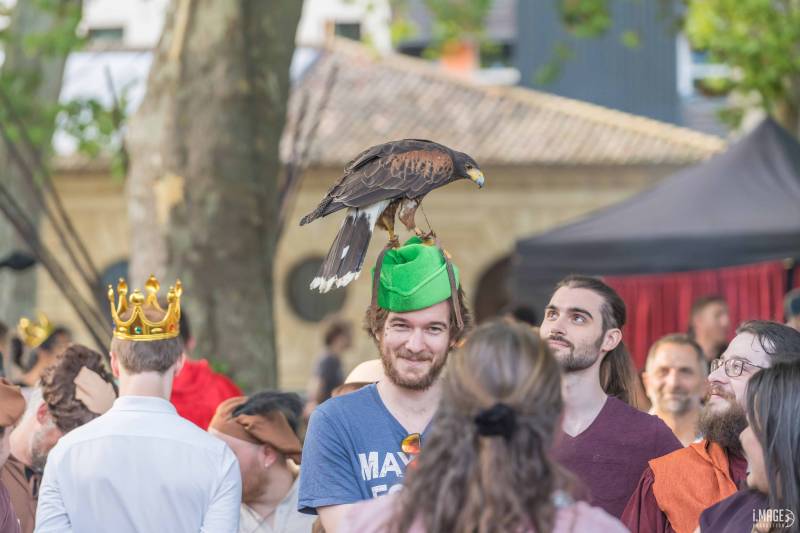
xmin=467 ymin=168 xmax=485 ymax=188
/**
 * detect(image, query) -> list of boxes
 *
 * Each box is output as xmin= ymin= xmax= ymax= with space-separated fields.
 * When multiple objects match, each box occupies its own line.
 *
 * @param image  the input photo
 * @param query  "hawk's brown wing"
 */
xmin=300 ymin=139 xmax=455 ymax=225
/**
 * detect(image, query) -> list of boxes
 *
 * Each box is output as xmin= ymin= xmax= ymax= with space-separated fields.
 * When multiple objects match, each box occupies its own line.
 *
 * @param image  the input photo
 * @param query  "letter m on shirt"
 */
xmin=359 ymin=452 xmax=379 ymax=481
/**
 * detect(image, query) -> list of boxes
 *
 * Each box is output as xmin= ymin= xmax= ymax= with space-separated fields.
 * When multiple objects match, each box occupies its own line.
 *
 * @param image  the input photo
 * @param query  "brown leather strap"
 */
xmin=435 ymin=237 xmax=463 ymax=331
xmin=371 ymin=245 xmax=392 ymax=313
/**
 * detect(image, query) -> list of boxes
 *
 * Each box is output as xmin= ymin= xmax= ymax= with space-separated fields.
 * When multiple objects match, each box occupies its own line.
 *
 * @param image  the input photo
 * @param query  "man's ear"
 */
xmin=110 ymin=351 xmax=120 ymax=378
xmin=260 ymin=445 xmax=280 ymax=469
xmin=35 ymin=401 xmax=51 ymax=425
xmin=601 ymin=328 xmax=623 ymax=354
xmin=174 ymin=352 xmax=186 ymax=375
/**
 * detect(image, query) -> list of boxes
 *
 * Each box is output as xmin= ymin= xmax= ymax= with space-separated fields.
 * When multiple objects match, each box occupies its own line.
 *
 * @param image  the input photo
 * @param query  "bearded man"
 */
xmin=298 ymin=236 xmax=472 ymax=533
xmin=540 ymin=275 xmax=681 ymax=519
xmin=622 ymin=320 xmax=800 ymax=533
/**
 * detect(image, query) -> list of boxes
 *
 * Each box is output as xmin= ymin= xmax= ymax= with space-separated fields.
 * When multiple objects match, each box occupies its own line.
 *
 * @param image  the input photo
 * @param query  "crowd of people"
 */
xmin=0 ymin=236 xmax=797 ymax=533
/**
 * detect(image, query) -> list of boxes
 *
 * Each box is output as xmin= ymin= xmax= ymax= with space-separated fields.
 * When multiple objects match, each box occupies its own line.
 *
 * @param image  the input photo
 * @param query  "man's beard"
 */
xmin=549 ymin=334 xmax=602 ymax=373
xmin=698 ymin=386 xmax=747 ymax=454
xmin=381 ymin=345 xmax=447 ymax=391
xmin=29 ymin=428 xmax=52 ymax=472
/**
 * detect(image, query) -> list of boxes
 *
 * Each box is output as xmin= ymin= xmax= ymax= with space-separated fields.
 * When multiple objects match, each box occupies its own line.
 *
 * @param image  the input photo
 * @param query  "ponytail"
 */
xmin=600 ymin=341 xmax=645 ymax=409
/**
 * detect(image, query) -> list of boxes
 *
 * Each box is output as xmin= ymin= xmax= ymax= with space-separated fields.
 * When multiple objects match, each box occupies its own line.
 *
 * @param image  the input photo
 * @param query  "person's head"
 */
xmin=178 ymin=310 xmax=195 ymax=355
xmin=393 ymin=320 xmax=568 ymax=533
xmin=323 ymin=319 xmax=352 ymax=354
xmin=108 ymin=277 xmax=185 ymax=382
xmin=688 ymin=295 xmax=730 ymax=352
xmin=643 ymin=334 xmax=707 ymax=416
xmin=10 ymin=344 xmax=117 ymax=471
xmin=364 ymin=237 xmax=472 ymax=392
xmin=700 ymin=320 xmax=800 ymax=452
xmin=209 ymin=392 xmax=303 ymax=503
xmin=24 ymin=326 xmax=72 ymax=373
xmin=540 ymin=275 xmax=640 ymax=406
xmin=741 ymin=360 xmax=800 ymax=530
xmin=0 ymin=379 xmax=25 ymax=467
xmin=784 ymin=288 xmax=800 ymax=331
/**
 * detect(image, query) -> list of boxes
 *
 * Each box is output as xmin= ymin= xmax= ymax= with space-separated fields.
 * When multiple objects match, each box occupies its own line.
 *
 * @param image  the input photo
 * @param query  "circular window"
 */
xmin=286 ymin=256 xmax=347 ymax=322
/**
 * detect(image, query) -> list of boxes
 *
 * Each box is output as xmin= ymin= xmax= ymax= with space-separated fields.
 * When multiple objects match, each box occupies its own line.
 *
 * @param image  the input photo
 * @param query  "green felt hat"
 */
xmin=371 ymin=236 xmax=461 ymax=313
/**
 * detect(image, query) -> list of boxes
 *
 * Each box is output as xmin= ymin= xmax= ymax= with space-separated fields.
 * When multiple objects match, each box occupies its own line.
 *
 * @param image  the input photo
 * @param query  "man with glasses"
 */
xmin=298 ymin=237 xmax=472 ymax=533
xmin=622 ymin=320 xmax=800 ymax=533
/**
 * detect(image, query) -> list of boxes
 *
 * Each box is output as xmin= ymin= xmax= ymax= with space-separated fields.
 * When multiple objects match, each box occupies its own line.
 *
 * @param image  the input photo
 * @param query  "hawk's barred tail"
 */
xmin=310 ymin=207 xmax=377 ymax=293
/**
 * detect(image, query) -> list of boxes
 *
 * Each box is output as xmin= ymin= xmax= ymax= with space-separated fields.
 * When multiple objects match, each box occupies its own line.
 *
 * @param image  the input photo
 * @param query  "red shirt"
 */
xmin=551 ymin=396 xmax=682 ymax=519
xmin=170 ymin=358 xmax=242 ymax=429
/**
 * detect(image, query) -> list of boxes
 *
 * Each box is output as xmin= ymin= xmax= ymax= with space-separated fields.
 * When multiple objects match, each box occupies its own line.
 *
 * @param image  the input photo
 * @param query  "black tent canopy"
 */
xmin=512 ymin=118 xmax=800 ymax=305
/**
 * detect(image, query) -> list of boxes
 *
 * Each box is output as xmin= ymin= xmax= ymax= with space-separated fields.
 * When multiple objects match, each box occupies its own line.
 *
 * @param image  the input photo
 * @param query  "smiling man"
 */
xmin=622 ymin=320 xmax=800 ymax=533
xmin=540 ymin=275 xmax=681 ymax=519
xmin=298 ymin=236 xmax=472 ymax=533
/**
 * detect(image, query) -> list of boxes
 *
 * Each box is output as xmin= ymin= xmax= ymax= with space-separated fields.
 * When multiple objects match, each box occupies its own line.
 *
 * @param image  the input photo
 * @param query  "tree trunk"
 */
xmin=0 ymin=0 xmax=81 ymax=323
xmin=127 ymin=0 xmax=301 ymax=390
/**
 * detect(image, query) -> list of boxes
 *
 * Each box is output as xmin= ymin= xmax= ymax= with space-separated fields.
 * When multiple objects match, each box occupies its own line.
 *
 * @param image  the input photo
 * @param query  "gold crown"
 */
xmin=108 ymin=275 xmax=182 ymax=341
xmin=17 ymin=312 xmax=54 ymax=348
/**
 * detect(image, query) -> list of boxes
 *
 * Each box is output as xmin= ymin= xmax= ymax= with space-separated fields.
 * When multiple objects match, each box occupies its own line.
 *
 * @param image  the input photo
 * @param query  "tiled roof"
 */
xmin=283 ymin=38 xmax=725 ymax=167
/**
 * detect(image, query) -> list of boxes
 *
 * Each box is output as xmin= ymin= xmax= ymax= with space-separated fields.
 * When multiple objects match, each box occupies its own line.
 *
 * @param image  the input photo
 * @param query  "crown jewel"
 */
xmin=17 ymin=312 xmax=54 ymax=348
xmin=108 ymin=275 xmax=182 ymax=341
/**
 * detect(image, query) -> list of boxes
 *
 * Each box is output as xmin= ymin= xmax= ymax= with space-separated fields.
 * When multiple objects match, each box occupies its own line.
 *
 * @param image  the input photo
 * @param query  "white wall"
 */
xmin=82 ymin=0 xmax=170 ymax=48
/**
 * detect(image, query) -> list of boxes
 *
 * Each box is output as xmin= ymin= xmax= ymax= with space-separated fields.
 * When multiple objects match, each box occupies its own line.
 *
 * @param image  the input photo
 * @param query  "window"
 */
xmin=334 ymin=22 xmax=361 ymax=41
xmin=286 ymin=256 xmax=347 ymax=323
xmin=88 ymin=27 xmax=124 ymax=43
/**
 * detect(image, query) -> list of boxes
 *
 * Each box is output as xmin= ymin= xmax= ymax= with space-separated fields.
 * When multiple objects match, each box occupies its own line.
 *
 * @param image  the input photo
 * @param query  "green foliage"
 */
xmin=559 ymin=0 xmax=612 ymax=38
xmin=0 ymin=0 xmax=127 ymax=169
xmin=685 ymin=0 xmax=800 ymax=128
xmin=620 ymin=29 xmax=641 ymax=49
xmin=535 ymin=42 xmax=574 ymax=85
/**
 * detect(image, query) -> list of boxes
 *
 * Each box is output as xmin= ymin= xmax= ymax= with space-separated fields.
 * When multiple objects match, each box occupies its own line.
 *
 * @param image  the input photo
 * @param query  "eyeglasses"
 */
xmin=401 ymin=433 xmax=421 ymax=469
xmin=709 ymin=358 xmax=766 ymax=378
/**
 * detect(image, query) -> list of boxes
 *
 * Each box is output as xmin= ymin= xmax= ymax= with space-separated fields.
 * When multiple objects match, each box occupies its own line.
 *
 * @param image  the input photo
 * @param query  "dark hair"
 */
xmin=364 ymin=286 xmax=474 ymax=347
xmin=40 ymin=344 xmax=118 ymax=433
xmin=735 ymin=320 xmax=800 ymax=363
xmin=40 ymin=327 xmax=71 ymax=352
xmin=10 ymin=337 xmax=24 ymax=369
xmin=179 ymin=311 xmax=191 ymax=345
xmin=0 ymin=321 xmax=7 ymax=342
xmin=323 ymin=320 xmax=351 ymax=348
xmin=392 ymin=320 xmax=570 ymax=533
xmin=746 ymin=360 xmax=800 ymax=533
xmin=233 ymin=390 xmax=303 ymax=437
xmin=506 ymin=306 xmax=539 ymax=327
xmin=554 ymin=275 xmax=643 ymax=408
xmin=645 ymin=333 xmax=706 ymax=374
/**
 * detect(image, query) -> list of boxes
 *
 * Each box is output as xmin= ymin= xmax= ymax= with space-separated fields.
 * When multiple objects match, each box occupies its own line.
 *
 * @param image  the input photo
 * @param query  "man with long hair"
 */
xmin=700 ymin=359 xmax=800 ymax=533
xmin=344 ymin=320 xmax=628 ymax=533
xmin=540 ymin=275 xmax=681 ymax=518
xmin=35 ymin=277 xmax=241 ymax=532
xmin=298 ymin=237 xmax=472 ymax=533
xmin=622 ymin=320 xmax=800 ymax=533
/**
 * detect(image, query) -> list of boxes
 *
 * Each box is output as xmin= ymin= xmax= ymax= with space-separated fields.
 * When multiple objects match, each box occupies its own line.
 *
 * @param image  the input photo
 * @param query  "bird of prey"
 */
xmin=300 ymin=139 xmax=485 ymax=293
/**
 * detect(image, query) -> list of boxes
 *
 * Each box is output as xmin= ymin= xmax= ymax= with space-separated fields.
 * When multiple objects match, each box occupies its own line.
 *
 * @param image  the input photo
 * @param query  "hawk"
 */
xmin=300 ymin=139 xmax=485 ymax=293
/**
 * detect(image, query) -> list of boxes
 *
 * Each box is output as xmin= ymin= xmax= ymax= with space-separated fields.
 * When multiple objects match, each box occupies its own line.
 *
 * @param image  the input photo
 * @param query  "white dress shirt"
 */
xmin=35 ymin=396 xmax=242 ymax=533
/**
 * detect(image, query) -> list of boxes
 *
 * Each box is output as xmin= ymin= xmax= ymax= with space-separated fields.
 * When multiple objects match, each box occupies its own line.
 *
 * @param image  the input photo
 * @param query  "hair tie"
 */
xmin=474 ymin=403 xmax=516 ymax=440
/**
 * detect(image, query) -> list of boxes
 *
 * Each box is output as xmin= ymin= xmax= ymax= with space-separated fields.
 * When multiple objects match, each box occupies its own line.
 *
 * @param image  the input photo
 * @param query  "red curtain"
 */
xmin=605 ymin=260 xmax=791 ymax=370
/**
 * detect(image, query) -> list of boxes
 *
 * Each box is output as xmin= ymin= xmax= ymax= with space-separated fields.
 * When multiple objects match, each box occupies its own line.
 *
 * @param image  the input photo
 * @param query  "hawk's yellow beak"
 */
xmin=467 ymin=168 xmax=485 ymax=188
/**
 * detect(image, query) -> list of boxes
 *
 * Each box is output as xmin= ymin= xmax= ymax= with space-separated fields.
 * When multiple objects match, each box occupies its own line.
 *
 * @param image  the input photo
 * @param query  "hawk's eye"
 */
xmin=465 ymin=163 xmax=473 ymax=170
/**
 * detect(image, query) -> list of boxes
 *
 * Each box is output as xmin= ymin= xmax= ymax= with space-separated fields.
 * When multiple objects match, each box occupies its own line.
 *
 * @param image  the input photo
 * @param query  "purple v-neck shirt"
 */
xmin=552 ymin=396 xmax=681 ymax=519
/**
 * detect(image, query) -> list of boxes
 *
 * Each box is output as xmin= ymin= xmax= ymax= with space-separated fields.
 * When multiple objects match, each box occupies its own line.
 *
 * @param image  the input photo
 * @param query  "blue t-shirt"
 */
xmin=298 ymin=383 xmax=428 ymax=514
